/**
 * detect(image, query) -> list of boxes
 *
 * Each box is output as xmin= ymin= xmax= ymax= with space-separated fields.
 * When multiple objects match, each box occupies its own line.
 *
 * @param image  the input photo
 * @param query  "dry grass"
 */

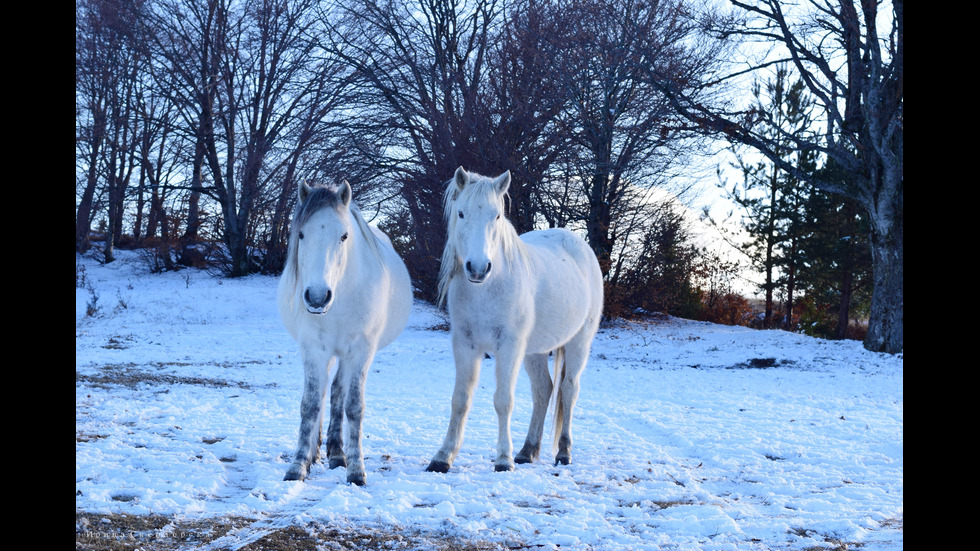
xmin=75 ymin=513 xmax=251 ymax=550
xmin=75 ymin=512 xmax=516 ymax=550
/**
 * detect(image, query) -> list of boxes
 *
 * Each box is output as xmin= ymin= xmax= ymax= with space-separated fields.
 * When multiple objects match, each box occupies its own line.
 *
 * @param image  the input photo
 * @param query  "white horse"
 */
xmin=426 ymin=167 xmax=603 ymax=473
xmin=278 ymin=180 xmax=412 ymax=485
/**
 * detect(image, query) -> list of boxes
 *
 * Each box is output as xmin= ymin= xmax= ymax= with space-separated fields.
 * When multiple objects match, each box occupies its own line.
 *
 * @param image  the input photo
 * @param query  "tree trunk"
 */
xmin=227 ymin=227 xmax=251 ymax=277
xmin=837 ymin=267 xmax=853 ymax=340
xmin=585 ymin=172 xmax=614 ymax=278
xmin=76 ymin=172 xmax=98 ymax=252
xmin=184 ymin=135 xmax=206 ymax=241
xmin=783 ymin=240 xmax=797 ymax=331
xmin=134 ymin=167 xmax=147 ymax=243
xmin=835 ymin=200 xmax=859 ymax=340
xmin=865 ymin=201 xmax=903 ymax=353
xmin=763 ymin=167 xmax=778 ymax=329
xmin=147 ymin=187 xmax=164 ymax=239
xmin=222 ymin=199 xmax=252 ymax=277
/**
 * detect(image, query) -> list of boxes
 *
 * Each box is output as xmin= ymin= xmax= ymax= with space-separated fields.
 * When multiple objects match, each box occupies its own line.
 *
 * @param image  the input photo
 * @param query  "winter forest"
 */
xmin=75 ymin=0 xmax=903 ymax=354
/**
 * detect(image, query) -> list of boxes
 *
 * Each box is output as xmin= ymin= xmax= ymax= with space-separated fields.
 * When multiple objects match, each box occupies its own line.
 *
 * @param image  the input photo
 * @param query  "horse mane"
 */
xmin=437 ymin=171 xmax=530 ymax=306
xmin=349 ymin=202 xmax=385 ymax=260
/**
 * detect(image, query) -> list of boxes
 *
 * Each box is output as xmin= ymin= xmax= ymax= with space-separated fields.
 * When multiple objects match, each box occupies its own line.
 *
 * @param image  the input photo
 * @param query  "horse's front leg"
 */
xmin=338 ymin=345 xmax=377 ymax=486
xmin=427 ymin=339 xmax=483 ymax=473
xmin=492 ymin=344 xmax=525 ymax=472
xmin=284 ymin=351 xmax=333 ymax=481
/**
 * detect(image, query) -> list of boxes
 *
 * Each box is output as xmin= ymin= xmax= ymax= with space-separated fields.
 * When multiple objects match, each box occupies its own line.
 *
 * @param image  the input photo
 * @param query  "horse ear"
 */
xmin=338 ymin=180 xmax=352 ymax=207
xmin=494 ymin=170 xmax=511 ymax=195
xmin=454 ymin=166 xmax=468 ymax=191
xmin=298 ymin=180 xmax=312 ymax=203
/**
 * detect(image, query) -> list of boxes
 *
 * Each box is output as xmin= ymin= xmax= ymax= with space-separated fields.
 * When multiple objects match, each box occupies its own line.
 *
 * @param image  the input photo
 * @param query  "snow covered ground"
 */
xmin=76 ymin=250 xmax=903 ymax=550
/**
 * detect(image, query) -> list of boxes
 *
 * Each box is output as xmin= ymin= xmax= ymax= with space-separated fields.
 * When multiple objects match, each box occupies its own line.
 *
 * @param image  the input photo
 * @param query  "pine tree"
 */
xmin=723 ymin=67 xmax=816 ymax=329
xmin=797 ymin=160 xmax=873 ymax=340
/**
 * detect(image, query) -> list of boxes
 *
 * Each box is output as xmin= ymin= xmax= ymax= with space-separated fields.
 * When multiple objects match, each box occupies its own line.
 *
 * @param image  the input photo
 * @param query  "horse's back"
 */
xmin=376 ymin=236 xmax=413 ymax=349
xmin=520 ymin=228 xmax=603 ymax=348
xmin=522 ymin=228 xmax=602 ymax=296
xmin=355 ymin=214 xmax=411 ymax=349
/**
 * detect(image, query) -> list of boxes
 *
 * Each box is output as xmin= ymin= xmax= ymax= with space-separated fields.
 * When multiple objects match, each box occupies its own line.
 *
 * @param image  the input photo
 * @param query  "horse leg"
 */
xmin=338 ymin=346 xmax=376 ymax=486
xmin=554 ymin=337 xmax=591 ymax=466
xmin=325 ymin=365 xmax=346 ymax=469
xmin=515 ymin=353 xmax=552 ymax=464
xmin=284 ymin=352 xmax=332 ymax=481
xmin=427 ymin=343 xmax=483 ymax=473
xmin=492 ymin=344 xmax=525 ymax=472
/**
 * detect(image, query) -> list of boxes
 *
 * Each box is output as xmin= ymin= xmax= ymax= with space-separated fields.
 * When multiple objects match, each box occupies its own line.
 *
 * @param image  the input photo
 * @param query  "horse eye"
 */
xmin=298 ymin=232 xmax=304 ymax=240
xmin=496 ymin=214 xmax=500 ymax=220
xmin=458 ymin=211 xmax=464 ymax=219
xmin=341 ymin=232 xmax=349 ymax=242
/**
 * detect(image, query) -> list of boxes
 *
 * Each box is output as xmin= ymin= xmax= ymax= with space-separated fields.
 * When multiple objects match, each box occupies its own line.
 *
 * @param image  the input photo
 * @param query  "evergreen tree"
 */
xmin=646 ymin=0 xmax=903 ymax=353
xmin=797 ymin=160 xmax=873 ymax=340
xmin=723 ymin=67 xmax=817 ymax=329
xmin=608 ymin=199 xmax=702 ymax=318
xmin=772 ymin=136 xmax=817 ymax=331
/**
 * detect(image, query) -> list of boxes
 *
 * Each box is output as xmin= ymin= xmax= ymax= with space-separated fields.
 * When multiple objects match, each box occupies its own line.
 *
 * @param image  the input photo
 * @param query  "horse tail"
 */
xmin=551 ymin=346 xmax=566 ymax=455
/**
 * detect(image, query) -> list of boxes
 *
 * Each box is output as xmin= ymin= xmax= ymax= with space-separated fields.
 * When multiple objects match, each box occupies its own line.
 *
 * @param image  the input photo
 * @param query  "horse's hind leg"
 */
xmin=554 ymin=335 xmax=592 ymax=466
xmin=326 ymin=368 xmax=346 ymax=469
xmin=285 ymin=352 xmax=333 ymax=481
xmin=515 ymin=353 xmax=552 ymax=464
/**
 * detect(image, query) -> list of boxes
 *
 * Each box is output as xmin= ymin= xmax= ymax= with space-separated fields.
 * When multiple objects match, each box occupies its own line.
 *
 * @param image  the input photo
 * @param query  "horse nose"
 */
xmin=464 ymin=260 xmax=492 ymax=282
xmin=304 ymin=287 xmax=333 ymax=312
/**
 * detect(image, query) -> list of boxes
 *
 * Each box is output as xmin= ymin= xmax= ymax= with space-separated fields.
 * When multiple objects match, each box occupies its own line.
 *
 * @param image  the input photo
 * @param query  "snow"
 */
xmin=76 ymin=250 xmax=902 ymax=550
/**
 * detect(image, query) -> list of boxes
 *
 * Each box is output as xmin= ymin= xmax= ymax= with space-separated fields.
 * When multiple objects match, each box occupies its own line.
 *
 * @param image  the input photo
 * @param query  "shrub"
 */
xmin=697 ymin=290 xmax=754 ymax=326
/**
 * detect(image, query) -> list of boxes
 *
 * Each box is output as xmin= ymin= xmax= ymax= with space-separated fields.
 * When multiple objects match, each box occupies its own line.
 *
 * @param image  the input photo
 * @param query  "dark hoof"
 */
xmin=494 ymin=463 xmax=515 ymax=472
xmin=329 ymin=457 xmax=347 ymax=470
xmin=554 ymin=456 xmax=570 ymax=466
xmin=426 ymin=460 xmax=451 ymax=473
xmin=283 ymin=465 xmax=306 ymax=481
xmin=347 ymin=474 xmax=366 ymax=486
xmin=514 ymin=455 xmax=533 ymax=465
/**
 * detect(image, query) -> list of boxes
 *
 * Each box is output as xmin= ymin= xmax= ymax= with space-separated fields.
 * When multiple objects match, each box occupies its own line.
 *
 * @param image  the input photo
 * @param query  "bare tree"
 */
xmin=76 ymin=0 xmax=108 ymax=254
xmin=142 ymin=0 xmax=356 ymax=276
xmin=473 ymin=0 xmax=572 ymax=233
xmin=76 ymin=0 xmax=148 ymax=260
xmin=645 ymin=0 xmax=903 ymax=352
xmin=538 ymin=0 xmax=720 ymax=278
xmin=131 ymin=52 xmax=187 ymax=244
xmin=323 ymin=0 xmax=504 ymax=299
xmin=257 ymin=72 xmax=369 ymax=274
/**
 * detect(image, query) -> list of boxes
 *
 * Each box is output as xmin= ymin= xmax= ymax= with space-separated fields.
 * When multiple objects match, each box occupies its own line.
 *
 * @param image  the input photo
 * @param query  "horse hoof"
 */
xmin=554 ymin=455 xmax=570 ymax=466
xmin=347 ymin=474 xmax=366 ymax=486
xmin=329 ymin=457 xmax=347 ymax=470
xmin=426 ymin=460 xmax=451 ymax=473
xmin=283 ymin=465 xmax=307 ymax=481
xmin=514 ymin=455 xmax=533 ymax=465
xmin=494 ymin=463 xmax=515 ymax=472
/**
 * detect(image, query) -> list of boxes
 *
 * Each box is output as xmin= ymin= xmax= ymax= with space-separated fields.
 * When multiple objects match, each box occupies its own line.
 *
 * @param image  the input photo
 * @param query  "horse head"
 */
xmin=293 ymin=180 xmax=355 ymax=314
xmin=448 ymin=167 xmax=512 ymax=284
